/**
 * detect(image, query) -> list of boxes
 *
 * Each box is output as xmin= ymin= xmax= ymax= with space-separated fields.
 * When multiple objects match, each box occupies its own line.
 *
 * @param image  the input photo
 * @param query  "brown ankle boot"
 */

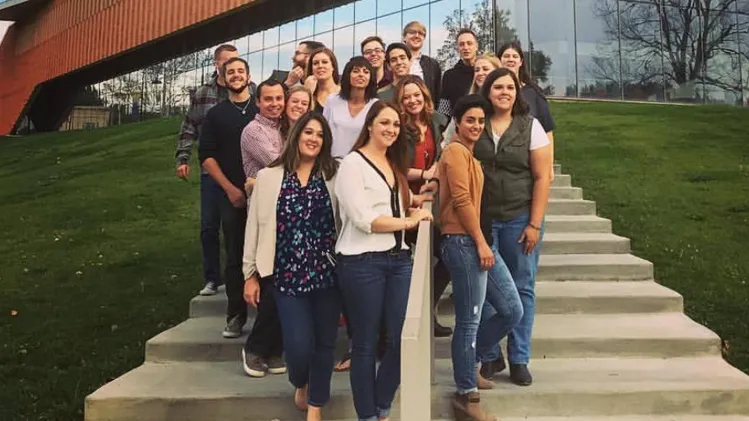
xmin=452 ymin=391 xmax=498 ymax=421
xmin=476 ymin=367 xmax=495 ymax=390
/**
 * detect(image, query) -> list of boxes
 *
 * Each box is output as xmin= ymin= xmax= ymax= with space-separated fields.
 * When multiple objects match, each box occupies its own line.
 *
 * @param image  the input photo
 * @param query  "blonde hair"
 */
xmin=403 ymin=21 xmax=427 ymax=37
xmin=281 ymin=85 xmax=314 ymax=138
xmin=469 ymin=54 xmax=502 ymax=94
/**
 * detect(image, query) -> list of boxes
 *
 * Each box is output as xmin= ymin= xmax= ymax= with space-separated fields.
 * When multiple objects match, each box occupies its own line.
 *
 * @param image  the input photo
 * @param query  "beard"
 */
xmin=228 ymin=79 xmax=248 ymax=94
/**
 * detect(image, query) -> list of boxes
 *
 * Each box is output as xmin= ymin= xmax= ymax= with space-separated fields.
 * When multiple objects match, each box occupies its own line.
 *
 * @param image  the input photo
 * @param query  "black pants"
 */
xmin=218 ymin=193 xmax=248 ymax=325
xmin=244 ymin=277 xmax=284 ymax=358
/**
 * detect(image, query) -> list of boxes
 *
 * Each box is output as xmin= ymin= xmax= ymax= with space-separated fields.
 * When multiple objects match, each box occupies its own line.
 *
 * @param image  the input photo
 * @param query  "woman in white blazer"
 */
xmin=242 ymin=111 xmax=341 ymax=421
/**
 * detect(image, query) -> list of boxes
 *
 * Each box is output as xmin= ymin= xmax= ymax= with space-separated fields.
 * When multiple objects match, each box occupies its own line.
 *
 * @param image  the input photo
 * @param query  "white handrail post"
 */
xmin=400 ymin=202 xmax=433 ymax=421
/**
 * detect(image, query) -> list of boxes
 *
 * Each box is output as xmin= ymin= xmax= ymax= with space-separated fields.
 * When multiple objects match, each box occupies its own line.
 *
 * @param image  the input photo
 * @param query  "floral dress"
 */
xmin=273 ymin=171 xmax=337 ymax=296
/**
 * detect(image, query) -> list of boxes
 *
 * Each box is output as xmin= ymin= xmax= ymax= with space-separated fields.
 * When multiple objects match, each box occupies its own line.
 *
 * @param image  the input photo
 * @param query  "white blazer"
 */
xmin=242 ymin=165 xmax=340 ymax=280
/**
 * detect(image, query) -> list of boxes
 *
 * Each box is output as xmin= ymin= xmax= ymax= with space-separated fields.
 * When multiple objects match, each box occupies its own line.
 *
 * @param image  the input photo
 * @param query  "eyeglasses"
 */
xmin=406 ymin=29 xmax=426 ymax=37
xmin=363 ymin=48 xmax=385 ymax=56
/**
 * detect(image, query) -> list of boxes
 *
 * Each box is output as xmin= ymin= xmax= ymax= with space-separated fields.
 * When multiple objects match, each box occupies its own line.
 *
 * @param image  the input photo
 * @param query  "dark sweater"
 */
xmin=438 ymin=60 xmax=475 ymax=117
xmin=521 ymin=86 xmax=556 ymax=132
xmin=418 ymin=55 xmax=443 ymax=103
xmin=198 ymin=99 xmax=258 ymax=189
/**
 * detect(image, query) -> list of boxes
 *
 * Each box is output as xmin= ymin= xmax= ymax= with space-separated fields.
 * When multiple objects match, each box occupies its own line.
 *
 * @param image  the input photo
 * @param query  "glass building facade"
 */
xmin=89 ymin=0 xmax=749 ymax=120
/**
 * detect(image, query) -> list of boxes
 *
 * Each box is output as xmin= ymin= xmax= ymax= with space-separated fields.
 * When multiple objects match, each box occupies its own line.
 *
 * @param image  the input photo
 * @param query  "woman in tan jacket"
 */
xmin=438 ymin=94 xmax=498 ymax=421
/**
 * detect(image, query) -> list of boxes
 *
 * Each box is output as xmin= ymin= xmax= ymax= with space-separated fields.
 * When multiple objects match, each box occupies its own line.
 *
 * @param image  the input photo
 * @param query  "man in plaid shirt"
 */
xmin=175 ymin=44 xmax=240 ymax=296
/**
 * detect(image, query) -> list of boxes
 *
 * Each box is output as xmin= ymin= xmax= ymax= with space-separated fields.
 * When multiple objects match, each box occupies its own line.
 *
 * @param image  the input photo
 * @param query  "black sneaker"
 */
xmin=479 ymin=356 xmax=506 ymax=380
xmin=241 ymin=349 xmax=267 ymax=378
xmin=434 ymin=318 xmax=453 ymax=338
xmin=509 ymin=363 xmax=533 ymax=386
xmin=266 ymin=356 xmax=287 ymax=374
xmin=222 ymin=315 xmax=245 ymax=338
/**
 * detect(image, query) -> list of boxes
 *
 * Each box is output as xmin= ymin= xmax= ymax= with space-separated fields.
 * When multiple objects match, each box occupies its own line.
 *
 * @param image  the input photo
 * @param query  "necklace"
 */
xmin=231 ymin=98 xmax=251 ymax=115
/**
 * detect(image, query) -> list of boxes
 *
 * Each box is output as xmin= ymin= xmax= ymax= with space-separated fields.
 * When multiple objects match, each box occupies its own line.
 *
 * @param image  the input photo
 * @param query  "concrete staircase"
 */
xmin=84 ymin=165 xmax=749 ymax=421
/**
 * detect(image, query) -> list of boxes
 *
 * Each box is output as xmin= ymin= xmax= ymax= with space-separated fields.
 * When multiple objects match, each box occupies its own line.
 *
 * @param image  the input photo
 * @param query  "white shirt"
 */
xmin=335 ymin=152 xmax=410 ymax=256
xmin=492 ymin=118 xmax=549 ymax=152
xmin=410 ymin=53 xmax=424 ymax=80
xmin=323 ymin=94 xmax=379 ymax=158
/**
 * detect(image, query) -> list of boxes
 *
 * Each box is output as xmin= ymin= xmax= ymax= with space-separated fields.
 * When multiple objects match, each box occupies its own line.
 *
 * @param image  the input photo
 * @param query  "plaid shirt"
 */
xmin=175 ymin=77 xmax=229 ymax=166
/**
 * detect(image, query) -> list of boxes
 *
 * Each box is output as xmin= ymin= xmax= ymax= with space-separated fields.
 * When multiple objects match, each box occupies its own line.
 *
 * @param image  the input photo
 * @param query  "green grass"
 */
xmin=552 ymin=100 xmax=749 ymax=373
xmin=0 ymin=117 xmax=201 ymax=421
xmin=1 ymin=102 xmax=748 ymax=420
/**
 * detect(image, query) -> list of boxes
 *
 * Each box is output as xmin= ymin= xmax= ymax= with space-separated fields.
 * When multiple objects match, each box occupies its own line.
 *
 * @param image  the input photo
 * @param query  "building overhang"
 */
xmin=0 ymin=0 xmax=48 ymax=21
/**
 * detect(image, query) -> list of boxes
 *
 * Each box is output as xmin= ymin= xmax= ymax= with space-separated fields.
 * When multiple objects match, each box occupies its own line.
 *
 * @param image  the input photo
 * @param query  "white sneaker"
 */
xmin=199 ymin=281 xmax=218 ymax=296
xmin=222 ymin=315 xmax=244 ymax=338
xmin=242 ymin=349 xmax=267 ymax=377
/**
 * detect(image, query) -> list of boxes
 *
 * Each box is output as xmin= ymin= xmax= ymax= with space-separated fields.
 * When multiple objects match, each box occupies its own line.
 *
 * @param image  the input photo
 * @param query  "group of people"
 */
xmin=175 ymin=20 xmax=555 ymax=421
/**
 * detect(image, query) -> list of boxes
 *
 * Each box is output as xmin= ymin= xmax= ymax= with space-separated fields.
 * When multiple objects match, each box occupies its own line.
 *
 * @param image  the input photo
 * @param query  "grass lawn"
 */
xmin=0 ymin=102 xmax=747 ymax=420
xmin=0 ymin=118 xmax=202 ymax=420
xmin=552 ymin=101 xmax=749 ymax=374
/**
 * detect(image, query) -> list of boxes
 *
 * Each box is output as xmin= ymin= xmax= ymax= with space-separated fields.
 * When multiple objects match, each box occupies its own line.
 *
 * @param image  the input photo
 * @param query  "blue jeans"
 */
xmin=476 ymin=238 xmax=524 ymax=364
xmin=274 ymin=287 xmax=341 ymax=407
xmin=488 ymin=214 xmax=543 ymax=365
xmin=200 ymin=173 xmax=222 ymax=284
xmin=440 ymin=235 xmax=488 ymax=394
xmin=337 ymin=250 xmax=412 ymax=421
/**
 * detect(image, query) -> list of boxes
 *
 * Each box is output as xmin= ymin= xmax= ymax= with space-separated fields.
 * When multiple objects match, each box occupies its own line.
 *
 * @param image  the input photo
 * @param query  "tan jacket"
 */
xmin=437 ymin=142 xmax=484 ymax=236
xmin=242 ymin=165 xmax=339 ymax=280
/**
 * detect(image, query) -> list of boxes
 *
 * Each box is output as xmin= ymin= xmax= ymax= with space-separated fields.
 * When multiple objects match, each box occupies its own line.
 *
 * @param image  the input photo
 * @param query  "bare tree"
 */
xmin=143 ymin=50 xmax=210 ymax=116
xmin=592 ymin=0 xmax=747 ymax=101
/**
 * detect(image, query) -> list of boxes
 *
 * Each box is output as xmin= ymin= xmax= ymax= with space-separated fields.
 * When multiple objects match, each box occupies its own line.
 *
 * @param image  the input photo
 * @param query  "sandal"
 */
xmin=334 ymin=350 xmax=352 ymax=372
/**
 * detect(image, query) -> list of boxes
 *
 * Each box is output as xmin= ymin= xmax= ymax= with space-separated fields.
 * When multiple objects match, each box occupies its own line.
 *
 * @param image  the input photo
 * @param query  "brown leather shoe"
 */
xmin=476 ymin=367 xmax=495 ymax=390
xmin=479 ymin=356 xmax=507 ymax=380
xmin=452 ymin=391 xmax=498 ymax=421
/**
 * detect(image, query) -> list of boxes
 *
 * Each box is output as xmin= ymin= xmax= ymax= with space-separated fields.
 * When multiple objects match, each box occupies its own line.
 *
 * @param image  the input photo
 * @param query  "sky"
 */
xmin=0 ymin=21 xmax=11 ymax=42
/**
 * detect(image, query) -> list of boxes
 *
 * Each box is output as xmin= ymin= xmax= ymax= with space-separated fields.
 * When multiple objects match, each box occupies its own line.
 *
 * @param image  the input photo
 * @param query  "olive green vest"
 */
xmin=474 ymin=114 xmax=534 ymax=222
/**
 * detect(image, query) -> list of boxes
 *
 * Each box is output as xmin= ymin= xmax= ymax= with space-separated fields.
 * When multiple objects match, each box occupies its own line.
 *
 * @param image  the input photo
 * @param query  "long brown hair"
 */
xmin=269 ymin=112 xmax=338 ymax=181
xmin=394 ymin=75 xmax=435 ymax=136
xmin=306 ymin=48 xmax=341 ymax=86
xmin=351 ymin=101 xmax=410 ymax=210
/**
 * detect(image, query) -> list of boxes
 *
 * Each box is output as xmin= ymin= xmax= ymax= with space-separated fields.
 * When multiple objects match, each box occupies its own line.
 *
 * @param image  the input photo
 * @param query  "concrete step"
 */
xmin=431 ymin=312 xmax=720 ymax=360
xmin=189 ymin=256 xmax=656 ymax=318
xmin=193 ymin=281 xmax=683 ymax=320
xmin=552 ymin=174 xmax=571 ymax=187
xmin=84 ymin=357 xmax=749 ymax=420
xmin=538 ymin=254 xmax=653 ymax=281
xmin=540 ymin=233 xmax=630 ymax=254
xmin=145 ymin=316 xmax=346 ymax=363
xmin=550 ymin=186 xmax=583 ymax=200
xmin=500 ymin=417 xmax=749 ymax=421
xmin=438 ymin=281 xmax=684 ymax=315
xmin=190 ymin=287 xmax=236 ymax=319
xmin=544 ymin=215 xmax=612 ymax=233
xmin=546 ymin=199 xmax=596 ymax=215
xmin=431 ymin=357 xmax=749 ymax=417
xmin=221 ymin=416 xmax=749 ymax=421
xmin=146 ymin=312 xmax=718 ymax=363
